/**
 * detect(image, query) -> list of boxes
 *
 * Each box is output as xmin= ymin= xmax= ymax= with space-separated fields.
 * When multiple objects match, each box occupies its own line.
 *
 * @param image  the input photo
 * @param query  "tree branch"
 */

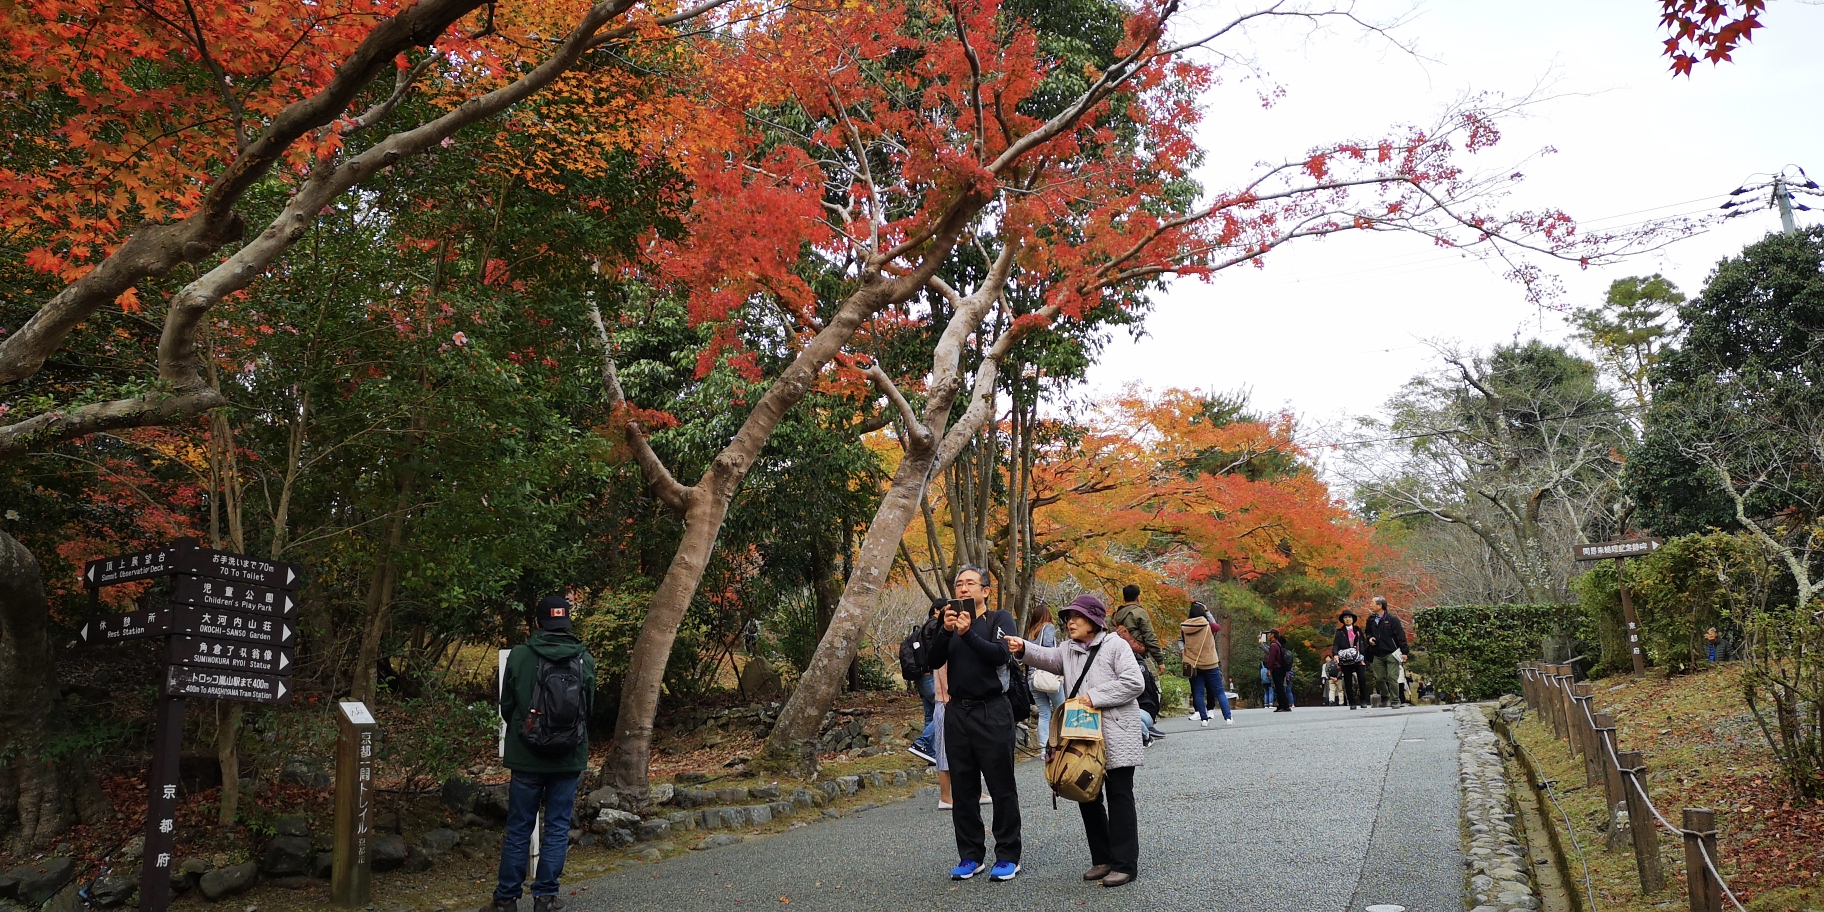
xmin=863 ymin=362 xmax=929 ymax=449
xmin=588 ymin=304 xmax=690 ymax=514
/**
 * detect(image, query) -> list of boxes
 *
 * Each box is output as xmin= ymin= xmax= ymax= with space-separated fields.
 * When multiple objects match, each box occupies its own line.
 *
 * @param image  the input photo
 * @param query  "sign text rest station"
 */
xmin=79 ymin=542 xmax=303 ymax=912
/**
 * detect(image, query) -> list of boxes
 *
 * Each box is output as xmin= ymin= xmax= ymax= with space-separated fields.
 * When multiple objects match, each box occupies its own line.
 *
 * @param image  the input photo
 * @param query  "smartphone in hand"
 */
xmin=948 ymin=597 xmax=974 ymax=619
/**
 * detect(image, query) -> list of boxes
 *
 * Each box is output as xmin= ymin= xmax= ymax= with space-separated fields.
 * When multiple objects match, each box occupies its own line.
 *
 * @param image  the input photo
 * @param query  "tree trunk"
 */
xmin=0 ymin=531 xmax=110 ymax=852
xmin=600 ymin=488 xmax=736 ymax=793
xmin=756 ymin=441 xmax=942 ymax=773
xmin=350 ymin=452 xmax=416 ymax=704
xmin=215 ymin=702 xmax=243 ymax=826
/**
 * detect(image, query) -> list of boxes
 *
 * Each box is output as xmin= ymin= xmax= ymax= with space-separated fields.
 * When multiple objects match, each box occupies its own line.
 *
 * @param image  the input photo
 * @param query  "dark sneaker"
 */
xmin=532 ymin=898 xmax=565 ymax=912
xmin=478 ymin=901 xmax=516 ymax=912
xmin=990 ymin=861 xmax=1019 ymax=881
xmin=907 ymin=743 xmax=936 ymax=764
xmin=951 ymin=860 xmax=985 ymax=880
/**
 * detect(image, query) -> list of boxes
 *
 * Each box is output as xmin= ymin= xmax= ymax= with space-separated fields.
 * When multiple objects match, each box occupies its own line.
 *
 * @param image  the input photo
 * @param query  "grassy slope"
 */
xmin=1510 ymin=663 xmax=1822 ymax=912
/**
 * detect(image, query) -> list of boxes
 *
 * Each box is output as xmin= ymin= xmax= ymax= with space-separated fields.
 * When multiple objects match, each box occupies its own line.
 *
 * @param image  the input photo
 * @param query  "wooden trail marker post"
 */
xmin=1574 ymin=538 xmax=1665 ymax=677
xmin=332 ymin=701 xmax=378 ymax=908
xmin=1618 ymin=749 xmax=1667 ymax=892
xmin=80 ymin=542 xmax=303 ymax=912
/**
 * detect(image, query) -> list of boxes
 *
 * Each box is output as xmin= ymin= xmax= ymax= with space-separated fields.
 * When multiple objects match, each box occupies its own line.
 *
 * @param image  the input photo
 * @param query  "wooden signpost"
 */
xmin=331 ymin=701 xmax=378 ymax=908
xmin=1573 ymin=537 xmax=1664 ymax=677
xmin=80 ymin=541 xmax=303 ymax=912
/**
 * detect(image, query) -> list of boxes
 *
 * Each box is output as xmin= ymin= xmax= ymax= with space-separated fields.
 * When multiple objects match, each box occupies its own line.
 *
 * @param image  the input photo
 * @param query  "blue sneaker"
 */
xmin=951 ymin=860 xmax=984 ymax=880
xmin=990 ymin=861 xmax=1019 ymax=881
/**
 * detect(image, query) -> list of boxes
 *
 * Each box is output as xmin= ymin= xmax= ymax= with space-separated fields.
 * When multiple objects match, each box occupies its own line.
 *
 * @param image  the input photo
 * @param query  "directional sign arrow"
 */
xmin=168 ymin=576 xmax=299 ymax=617
xmin=169 ymin=607 xmax=290 ymax=646
xmin=165 ymin=666 xmax=293 ymax=704
xmin=79 ymin=609 xmax=170 ymax=644
xmin=1573 ymin=537 xmax=1666 ymax=562
xmin=168 ymin=636 xmax=296 ymax=676
xmin=82 ymin=546 xmax=183 ymax=589
xmin=172 ymin=549 xmax=304 ymax=591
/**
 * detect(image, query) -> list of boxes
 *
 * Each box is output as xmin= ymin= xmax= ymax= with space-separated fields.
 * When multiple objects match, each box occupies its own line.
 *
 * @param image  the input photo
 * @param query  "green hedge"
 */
xmin=1413 ymin=604 xmax=1585 ymax=701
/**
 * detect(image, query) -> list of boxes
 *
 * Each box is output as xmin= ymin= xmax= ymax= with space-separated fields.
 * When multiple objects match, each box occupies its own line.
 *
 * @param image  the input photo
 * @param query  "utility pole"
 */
xmin=1722 ymin=166 xmax=1818 ymax=234
xmin=1775 ymin=174 xmax=1797 ymax=235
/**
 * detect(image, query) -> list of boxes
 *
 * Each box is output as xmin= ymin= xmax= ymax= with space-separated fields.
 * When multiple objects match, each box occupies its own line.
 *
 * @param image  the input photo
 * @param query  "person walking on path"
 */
xmin=484 ymin=596 xmax=596 ymax=912
xmin=1111 ymin=585 xmax=1166 ymax=740
xmin=1007 ymin=594 xmax=1146 ymax=888
xmin=1264 ymin=629 xmax=1294 ymax=713
xmin=1026 ymin=604 xmax=1062 ymax=750
xmin=1320 ymin=653 xmax=1339 ymax=706
xmin=1178 ymin=603 xmax=1231 ymax=726
xmin=928 ymin=565 xmax=1023 ymax=882
xmin=1332 ymin=610 xmax=1370 ymax=709
xmin=1364 ymin=596 xmax=1409 ymax=708
xmin=908 ymin=599 xmax=946 ymax=764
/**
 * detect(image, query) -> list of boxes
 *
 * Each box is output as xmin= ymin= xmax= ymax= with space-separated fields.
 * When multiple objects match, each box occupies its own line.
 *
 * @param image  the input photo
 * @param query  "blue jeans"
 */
xmin=917 ymin=673 xmax=937 ymax=724
xmin=1033 ymin=688 xmax=1059 ymax=743
xmin=1189 ymin=667 xmax=1231 ymax=720
xmin=494 ymin=770 xmax=581 ymax=901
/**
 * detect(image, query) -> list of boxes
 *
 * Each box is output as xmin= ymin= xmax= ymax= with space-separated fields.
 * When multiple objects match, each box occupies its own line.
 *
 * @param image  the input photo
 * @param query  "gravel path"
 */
xmin=562 ymin=704 xmax=1463 ymax=912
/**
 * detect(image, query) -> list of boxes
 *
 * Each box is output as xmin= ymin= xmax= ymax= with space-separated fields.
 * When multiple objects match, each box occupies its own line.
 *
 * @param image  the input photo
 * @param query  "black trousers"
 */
xmin=1079 ymin=765 xmax=1138 ymax=875
xmin=1272 ymin=668 xmax=1293 ymax=709
xmin=945 ymin=695 xmax=1021 ymax=864
xmin=1340 ymin=663 xmax=1368 ymax=707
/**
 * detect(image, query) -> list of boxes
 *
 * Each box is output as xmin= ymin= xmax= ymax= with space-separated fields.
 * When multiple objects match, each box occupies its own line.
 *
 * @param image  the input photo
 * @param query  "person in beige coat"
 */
xmin=1179 ymin=603 xmax=1231 ymax=725
xmin=1007 ymin=594 xmax=1145 ymax=887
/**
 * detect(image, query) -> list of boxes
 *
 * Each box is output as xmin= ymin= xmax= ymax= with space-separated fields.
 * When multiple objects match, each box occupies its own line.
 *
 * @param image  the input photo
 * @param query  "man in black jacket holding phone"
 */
xmin=928 ymin=564 xmax=1023 ymax=882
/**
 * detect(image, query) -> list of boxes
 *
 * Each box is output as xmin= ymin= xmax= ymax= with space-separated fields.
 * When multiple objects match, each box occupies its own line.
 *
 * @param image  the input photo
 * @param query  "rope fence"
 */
xmin=1517 ymin=663 xmax=1744 ymax=912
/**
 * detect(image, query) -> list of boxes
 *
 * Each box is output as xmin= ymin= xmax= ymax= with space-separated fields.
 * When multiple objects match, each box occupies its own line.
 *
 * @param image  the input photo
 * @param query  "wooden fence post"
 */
xmin=1573 ymin=684 xmax=1600 ymax=785
xmin=1619 ymin=749 xmax=1666 ymax=892
xmin=1682 ymin=808 xmax=1722 ymax=912
xmin=1540 ymin=665 xmax=1560 ymax=735
xmin=1567 ymin=681 xmax=1590 ymax=760
xmin=1522 ymin=663 xmax=1538 ymax=711
xmin=1593 ymin=711 xmax=1622 ymax=803
xmin=1555 ymin=665 xmax=1577 ymax=742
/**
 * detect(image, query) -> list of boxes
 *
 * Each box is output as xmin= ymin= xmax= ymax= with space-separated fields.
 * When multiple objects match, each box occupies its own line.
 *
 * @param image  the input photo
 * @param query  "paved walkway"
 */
xmin=567 ymin=704 xmax=1463 ymax=912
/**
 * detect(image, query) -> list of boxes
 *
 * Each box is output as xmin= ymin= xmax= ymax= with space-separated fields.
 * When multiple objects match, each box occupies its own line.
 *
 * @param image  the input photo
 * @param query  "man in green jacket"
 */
xmin=1110 ymin=584 xmax=1166 ymax=740
xmin=484 ymin=596 xmax=595 ymax=912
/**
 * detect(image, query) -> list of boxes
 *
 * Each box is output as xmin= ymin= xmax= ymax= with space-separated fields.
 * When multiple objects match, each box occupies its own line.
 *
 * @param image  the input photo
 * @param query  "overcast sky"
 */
xmin=1084 ymin=0 xmax=1824 ymax=436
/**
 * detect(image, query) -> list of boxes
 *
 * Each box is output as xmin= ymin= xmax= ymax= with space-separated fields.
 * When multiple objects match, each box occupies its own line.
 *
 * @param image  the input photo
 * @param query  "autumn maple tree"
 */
xmin=1660 ymin=0 xmax=1765 ymax=76
xmin=0 ymin=0 xmax=740 ymax=848
xmin=755 ymin=66 xmax=1685 ymax=771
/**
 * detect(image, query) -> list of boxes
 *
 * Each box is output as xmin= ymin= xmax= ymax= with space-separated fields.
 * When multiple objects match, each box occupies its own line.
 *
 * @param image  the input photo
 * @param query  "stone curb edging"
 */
xmin=1455 ymin=703 xmax=1540 ymax=912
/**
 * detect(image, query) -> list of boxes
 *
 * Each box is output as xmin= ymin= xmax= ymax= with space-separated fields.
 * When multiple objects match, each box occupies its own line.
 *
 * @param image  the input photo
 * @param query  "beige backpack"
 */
xmin=1044 ymin=643 xmax=1108 ymax=803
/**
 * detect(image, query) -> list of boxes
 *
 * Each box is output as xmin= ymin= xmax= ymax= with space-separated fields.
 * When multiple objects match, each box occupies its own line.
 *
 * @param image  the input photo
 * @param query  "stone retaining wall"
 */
xmin=1455 ymin=703 xmax=1539 ymax=912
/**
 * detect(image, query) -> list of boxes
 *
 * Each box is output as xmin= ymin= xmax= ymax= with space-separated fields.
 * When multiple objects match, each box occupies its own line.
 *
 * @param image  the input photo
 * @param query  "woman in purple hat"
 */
xmin=1006 ymin=594 xmax=1146 ymax=888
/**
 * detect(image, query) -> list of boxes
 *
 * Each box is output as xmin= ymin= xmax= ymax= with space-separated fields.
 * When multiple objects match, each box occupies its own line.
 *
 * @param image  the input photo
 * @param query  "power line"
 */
xmin=1305 ymin=401 xmax=1648 ymax=449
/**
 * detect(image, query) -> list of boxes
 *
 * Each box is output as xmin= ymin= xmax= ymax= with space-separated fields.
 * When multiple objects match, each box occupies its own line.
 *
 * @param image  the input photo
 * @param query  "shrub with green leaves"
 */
xmin=1413 ymin=604 xmax=1584 ymax=701
xmin=1571 ymin=532 xmax=1766 ymax=675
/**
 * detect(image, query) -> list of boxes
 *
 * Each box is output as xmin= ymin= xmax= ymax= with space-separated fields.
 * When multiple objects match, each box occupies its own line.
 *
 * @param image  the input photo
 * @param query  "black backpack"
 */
xmin=898 ymin=627 xmax=930 ymax=682
xmin=991 ymin=611 xmax=1034 ymax=723
xmin=520 ymin=653 xmax=588 ymax=757
xmin=1005 ymin=660 xmax=1035 ymax=723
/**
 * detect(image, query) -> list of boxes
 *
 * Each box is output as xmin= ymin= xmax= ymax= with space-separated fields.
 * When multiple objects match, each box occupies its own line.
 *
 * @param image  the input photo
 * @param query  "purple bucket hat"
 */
xmin=1060 ymin=594 xmax=1109 ymax=630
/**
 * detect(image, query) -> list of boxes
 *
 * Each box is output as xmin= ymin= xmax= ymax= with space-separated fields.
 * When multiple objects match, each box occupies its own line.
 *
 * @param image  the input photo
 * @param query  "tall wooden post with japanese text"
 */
xmin=332 ymin=701 xmax=379 ymax=908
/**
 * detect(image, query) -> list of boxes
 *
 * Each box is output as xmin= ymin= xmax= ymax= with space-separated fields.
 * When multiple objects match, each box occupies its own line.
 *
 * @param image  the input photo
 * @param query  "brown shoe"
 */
xmin=1101 ymin=871 xmax=1135 ymax=887
xmin=1082 ymin=864 xmax=1112 ymax=881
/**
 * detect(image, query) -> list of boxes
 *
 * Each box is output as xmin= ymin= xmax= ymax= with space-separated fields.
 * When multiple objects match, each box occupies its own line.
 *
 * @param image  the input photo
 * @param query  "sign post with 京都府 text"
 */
xmin=332 ymin=701 xmax=378 ymax=908
xmin=1573 ymin=538 xmax=1664 ymax=678
xmin=80 ymin=540 xmax=303 ymax=912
